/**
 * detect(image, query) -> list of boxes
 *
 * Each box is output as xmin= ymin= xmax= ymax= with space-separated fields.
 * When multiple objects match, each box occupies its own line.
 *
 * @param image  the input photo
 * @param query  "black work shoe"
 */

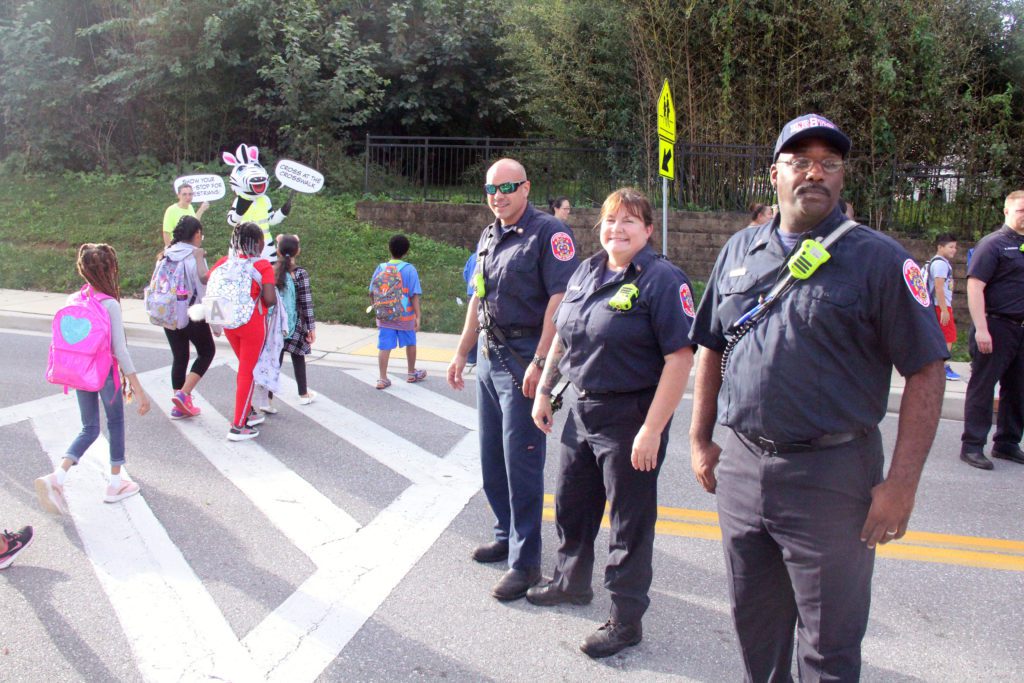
xmin=526 ymin=582 xmax=594 ymax=607
xmin=471 ymin=540 xmax=509 ymax=564
xmin=580 ymin=620 xmax=642 ymax=658
xmin=491 ymin=567 xmax=542 ymax=601
xmin=960 ymin=449 xmax=994 ymax=470
xmin=992 ymin=445 xmax=1024 ymax=465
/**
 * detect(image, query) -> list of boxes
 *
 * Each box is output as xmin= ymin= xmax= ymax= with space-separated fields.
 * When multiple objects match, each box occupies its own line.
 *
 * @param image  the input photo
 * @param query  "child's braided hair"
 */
xmin=76 ymin=243 xmax=121 ymax=301
xmin=231 ymin=221 xmax=264 ymax=257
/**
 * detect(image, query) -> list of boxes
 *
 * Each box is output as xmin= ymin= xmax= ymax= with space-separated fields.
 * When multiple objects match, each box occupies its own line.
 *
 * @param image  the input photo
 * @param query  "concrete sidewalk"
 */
xmin=0 ymin=289 xmax=971 ymax=420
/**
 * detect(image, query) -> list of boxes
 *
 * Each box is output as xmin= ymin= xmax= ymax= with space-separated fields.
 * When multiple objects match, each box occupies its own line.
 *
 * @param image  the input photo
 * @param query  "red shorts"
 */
xmin=934 ymin=307 xmax=956 ymax=344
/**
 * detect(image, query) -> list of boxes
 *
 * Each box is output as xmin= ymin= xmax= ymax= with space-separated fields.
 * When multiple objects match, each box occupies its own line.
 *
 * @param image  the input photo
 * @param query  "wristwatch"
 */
xmin=532 ymin=354 xmax=546 ymax=369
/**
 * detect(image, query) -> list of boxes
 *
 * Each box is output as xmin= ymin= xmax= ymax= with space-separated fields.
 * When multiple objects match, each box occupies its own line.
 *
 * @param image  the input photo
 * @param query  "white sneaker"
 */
xmin=299 ymin=390 xmax=317 ymax=405
xmin=258 ymin=402 xmax=278 ymax=414
xmin=246 ymin=411 xmax=266 ymax=426
xmin=104 ymin=480 xmax=140 ymax=504
xmin=34 ymin=474 xmax=69 ymax=515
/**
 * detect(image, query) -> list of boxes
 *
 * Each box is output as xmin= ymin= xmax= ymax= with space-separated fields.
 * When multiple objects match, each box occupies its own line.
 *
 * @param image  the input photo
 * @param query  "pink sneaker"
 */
xmin=172 ymin=391 xmax=201 ymax=417
xmin=34 ymin=474 xmax=69 ymax=515
xmin=104 ymin=480 xmax=140 ymax=503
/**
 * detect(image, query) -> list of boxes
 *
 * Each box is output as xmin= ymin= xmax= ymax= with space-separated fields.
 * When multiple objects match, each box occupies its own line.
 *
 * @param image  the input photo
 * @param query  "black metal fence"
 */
xmin=363 ymin=135 xmax=1008 ymax=239
xmin=363 ymin=135 xmax=640 ymax=207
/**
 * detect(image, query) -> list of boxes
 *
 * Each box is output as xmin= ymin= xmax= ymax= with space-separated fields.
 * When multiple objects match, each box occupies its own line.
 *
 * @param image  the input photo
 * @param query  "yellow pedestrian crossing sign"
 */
xmin=657 ymin=80 xmax=675 ymax=143
xmin=659 ymin=138 xmax=674 ymax=180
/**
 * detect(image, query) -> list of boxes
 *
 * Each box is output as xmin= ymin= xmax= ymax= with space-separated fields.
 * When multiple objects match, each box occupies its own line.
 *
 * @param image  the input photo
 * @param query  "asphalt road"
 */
xmin=1 ymin=328 xmax=1022 ymax=682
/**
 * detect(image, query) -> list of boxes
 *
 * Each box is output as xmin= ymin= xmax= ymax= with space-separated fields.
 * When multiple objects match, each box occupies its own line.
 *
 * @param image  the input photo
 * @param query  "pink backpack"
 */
xmin=46 ymin=284 xmax=119 ymax=393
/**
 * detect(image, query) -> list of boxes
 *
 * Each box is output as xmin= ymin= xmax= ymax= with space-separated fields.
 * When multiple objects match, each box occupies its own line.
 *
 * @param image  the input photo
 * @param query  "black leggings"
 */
xmin=279 ymin=350 xmax=307 ymax=395
xmin=164 ymin=321 xmax=216 ymax=391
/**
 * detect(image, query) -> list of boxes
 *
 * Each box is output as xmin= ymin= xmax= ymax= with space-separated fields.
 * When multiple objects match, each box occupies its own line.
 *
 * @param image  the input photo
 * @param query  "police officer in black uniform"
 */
xmin=689 ymin=115 xmax=947 ymax=681
xmin=447 ymin=158 xmax=578 ymax=600
xmin=960 ymin=190 xmax=1024 ymax=469
xmin=527 ymin=188 xmax=695 ymax=658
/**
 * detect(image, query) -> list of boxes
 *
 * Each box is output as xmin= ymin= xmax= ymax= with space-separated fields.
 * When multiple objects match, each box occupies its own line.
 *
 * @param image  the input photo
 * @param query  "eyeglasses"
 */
xmin=778 ymin=157 xmax=845 ymax=174
xmin=484 ymin=180 xmax=528 ymax=195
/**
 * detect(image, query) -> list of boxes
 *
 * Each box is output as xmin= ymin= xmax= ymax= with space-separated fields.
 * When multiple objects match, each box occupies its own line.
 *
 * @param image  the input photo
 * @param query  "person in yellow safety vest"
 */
xmin=222 ymin=143 xmax=293 ymax=245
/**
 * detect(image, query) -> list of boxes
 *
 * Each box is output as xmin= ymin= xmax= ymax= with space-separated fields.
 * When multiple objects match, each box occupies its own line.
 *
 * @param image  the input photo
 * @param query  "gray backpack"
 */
xmin=144 ymin=258 xmax=189 ymax=329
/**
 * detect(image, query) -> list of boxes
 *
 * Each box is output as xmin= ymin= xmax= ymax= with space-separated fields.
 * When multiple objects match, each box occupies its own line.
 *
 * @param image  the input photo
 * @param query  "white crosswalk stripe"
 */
xmin=18 ymin=362 xmax=481 ymax=682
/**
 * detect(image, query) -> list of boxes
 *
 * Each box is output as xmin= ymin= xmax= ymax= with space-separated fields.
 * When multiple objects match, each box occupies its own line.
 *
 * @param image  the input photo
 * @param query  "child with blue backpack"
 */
xmin=370 ymin=234 xmax=425 ymax=389
xmin=261 ymin=234 xmax=317 ymax=414
xmin=36 ymin=244 xmax=152 ymax=515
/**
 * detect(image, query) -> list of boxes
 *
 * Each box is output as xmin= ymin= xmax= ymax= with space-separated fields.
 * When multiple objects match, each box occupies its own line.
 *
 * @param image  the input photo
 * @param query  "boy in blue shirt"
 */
xmin=370 ymin=234 xmax=425 ymax=389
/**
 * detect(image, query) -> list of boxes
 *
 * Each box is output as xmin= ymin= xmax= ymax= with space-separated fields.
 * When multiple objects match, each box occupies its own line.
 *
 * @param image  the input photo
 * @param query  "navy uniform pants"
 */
xmin=477 ymin=334 xmax=546 ymax=570
xmin=717 ymin=429 xmax=883 ymax=683
xmin=962 ymin=317 xmax=1024 ymax=451
xmin=550 ymin=387 xmax=667 ymax=625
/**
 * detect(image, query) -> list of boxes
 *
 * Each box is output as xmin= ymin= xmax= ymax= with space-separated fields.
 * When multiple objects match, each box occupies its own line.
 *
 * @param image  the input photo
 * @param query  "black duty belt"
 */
xmin=987 ymin=313 xmax=1024 ymax=327
xmin=736 ymin=428 xmax=869 ymax=455
xmin=577 ymin=386 xmax=657 ymax=401
xmin=496 ymin=325 xmax=542 ymax=339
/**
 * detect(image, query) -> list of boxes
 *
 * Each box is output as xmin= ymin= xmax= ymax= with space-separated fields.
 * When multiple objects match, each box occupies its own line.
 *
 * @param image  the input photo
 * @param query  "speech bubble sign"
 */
xmin=275 ymin=159 xmax=324 ymax=194
xmin=173 ymin=174 xmax=225 ymax=203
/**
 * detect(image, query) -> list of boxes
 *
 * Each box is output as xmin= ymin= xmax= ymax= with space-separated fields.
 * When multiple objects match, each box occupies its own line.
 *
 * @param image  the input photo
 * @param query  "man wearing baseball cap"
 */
xmin=689 ymin=114 xmax=947 ymax=680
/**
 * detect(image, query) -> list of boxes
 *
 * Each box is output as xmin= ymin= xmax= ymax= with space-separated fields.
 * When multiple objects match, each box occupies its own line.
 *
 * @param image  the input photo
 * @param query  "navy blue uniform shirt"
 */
xmin=690 ymin=206 xmax=949 ymax=443
xmin=966 ymin=225 xmax=1024 ymax=319
xmin=556 ymin=244 xmax=696 ymax=393
xmin=475 ymin=203 xmax=578 ymax=330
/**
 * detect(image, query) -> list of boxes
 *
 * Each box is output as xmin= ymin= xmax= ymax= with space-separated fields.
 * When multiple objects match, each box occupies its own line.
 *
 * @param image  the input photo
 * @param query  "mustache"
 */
xmin=796 ymin=184 xmax=831 ymax=198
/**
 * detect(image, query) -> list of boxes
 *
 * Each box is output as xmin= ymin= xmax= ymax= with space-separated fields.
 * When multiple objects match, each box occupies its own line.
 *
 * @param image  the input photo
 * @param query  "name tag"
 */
xmin=728 ymin=266 xmax=748 ymax=277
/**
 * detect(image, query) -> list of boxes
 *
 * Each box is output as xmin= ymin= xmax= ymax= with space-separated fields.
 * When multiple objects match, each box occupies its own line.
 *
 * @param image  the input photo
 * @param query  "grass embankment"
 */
xmin=0 ymin=175 xmax=471 ymax=333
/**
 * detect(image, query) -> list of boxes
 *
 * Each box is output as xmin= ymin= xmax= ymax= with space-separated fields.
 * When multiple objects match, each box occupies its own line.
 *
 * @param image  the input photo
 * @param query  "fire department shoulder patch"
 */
xmin=551 ymin=232 xmax=575 ymax=262
xmin=903 ymin=259 xmax=931 ymax=307
xmin=680 ymin=283 xmax=696 ymax=318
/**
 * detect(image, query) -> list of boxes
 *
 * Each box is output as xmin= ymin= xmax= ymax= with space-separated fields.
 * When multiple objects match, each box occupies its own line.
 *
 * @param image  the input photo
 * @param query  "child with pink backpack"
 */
xmin=36 ymin=244 xmax=152 ymax=515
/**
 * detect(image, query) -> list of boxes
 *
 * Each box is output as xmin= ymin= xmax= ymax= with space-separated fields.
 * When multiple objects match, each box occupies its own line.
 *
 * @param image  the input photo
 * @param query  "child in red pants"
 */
xmin=208 ymin=222 xmax=277 ymax=441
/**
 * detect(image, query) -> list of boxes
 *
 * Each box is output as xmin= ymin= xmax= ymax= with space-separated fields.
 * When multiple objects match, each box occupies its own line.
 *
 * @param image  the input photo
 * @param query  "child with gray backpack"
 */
xmin=147 ymin=215 xmax=215 ymax=418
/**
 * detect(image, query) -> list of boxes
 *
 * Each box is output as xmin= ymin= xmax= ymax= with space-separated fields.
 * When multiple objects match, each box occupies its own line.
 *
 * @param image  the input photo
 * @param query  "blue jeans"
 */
xmin=66 ymin=369 xmax=125 ymax=467
xmin=477 ymin=334 xmax=546 ymax=570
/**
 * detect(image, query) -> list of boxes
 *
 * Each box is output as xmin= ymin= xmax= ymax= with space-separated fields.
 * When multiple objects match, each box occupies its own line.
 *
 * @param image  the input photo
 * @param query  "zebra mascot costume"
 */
xmin=222 ymin=143 xmax=292 ymax=251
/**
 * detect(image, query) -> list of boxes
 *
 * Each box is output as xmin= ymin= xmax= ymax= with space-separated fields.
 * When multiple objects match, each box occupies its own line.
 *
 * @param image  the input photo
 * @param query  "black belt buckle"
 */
xmin=755 ymin=436 xmax=781 ymax=454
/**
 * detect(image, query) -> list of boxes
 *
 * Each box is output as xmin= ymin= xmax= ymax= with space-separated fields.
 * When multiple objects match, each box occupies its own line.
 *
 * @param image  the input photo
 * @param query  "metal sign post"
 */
xmin=657 ymin=80 xmax=676 ymax=256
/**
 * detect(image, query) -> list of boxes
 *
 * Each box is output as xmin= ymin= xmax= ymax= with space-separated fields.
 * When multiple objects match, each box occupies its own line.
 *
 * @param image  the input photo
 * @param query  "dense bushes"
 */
xmin=0 ymin=0 xmax=1021 ymax=190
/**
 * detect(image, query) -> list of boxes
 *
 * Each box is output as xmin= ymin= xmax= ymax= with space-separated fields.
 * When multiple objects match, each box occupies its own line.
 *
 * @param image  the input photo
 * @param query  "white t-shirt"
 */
xmin=928 ymin=256 xmax=954 ymax=307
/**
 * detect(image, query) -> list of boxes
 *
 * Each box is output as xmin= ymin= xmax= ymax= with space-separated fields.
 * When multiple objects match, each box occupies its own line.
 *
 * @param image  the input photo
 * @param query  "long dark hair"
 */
xmin=171 ymin=215 xmax=203 ymax=246
xmin=275 ymin=234 xmax=300 ymax=288
xmin=231 ymin=222 xmax=264 ymax=257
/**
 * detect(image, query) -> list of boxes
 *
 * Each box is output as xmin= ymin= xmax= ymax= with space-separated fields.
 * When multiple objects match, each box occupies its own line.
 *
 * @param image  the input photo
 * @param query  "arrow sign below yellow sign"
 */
xmin=658 ymin=79 xmax=676 ymax=143
xmin=659 ymin=138 xmax=674 ymax=180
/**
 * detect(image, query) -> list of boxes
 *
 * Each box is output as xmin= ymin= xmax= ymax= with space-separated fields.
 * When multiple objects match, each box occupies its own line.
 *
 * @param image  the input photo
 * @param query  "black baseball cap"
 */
xmin=773 ymin=114 xmax=851 ymax=161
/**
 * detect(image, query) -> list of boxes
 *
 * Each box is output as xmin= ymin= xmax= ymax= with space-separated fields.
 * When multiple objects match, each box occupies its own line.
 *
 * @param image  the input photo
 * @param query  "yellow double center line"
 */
xmin=542 ymin=495 xmax=1024 ymax=572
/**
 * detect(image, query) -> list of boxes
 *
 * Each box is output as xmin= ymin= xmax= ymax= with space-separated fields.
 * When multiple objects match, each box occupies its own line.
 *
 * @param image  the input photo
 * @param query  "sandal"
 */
xmin=407 ymin=369 xmax=427 ymax=383
xmin=376 ymin=378 xmax=392 ymax=390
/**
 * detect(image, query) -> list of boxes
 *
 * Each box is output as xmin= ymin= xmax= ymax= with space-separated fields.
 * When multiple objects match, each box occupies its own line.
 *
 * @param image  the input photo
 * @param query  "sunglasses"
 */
xmin=484 ymin=180 xmax=528 ymax=195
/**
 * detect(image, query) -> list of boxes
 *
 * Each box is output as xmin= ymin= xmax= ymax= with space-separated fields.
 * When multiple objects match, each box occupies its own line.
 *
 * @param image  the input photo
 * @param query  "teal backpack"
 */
xmin=281 ymin=272 xmax=298 ymax=338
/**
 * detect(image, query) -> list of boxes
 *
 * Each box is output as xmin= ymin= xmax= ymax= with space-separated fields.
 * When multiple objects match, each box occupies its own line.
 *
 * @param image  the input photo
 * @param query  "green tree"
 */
xmin=350 ymin=0 xmax=524 ymax=137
